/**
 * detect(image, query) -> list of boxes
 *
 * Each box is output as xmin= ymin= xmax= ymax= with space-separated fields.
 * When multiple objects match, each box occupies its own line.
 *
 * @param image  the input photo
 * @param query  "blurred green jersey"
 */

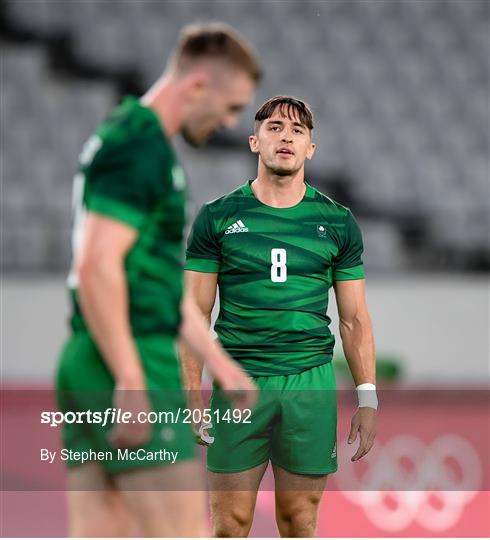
xmin=68 ymin=96 xmax=187 ymax=337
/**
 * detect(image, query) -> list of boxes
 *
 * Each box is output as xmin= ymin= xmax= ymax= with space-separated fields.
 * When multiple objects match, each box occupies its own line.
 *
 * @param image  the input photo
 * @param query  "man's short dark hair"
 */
xmin=172 ymin=22 xmax=262 ymax=82
xmin=254 ymin=96 xmax=314 ymax=131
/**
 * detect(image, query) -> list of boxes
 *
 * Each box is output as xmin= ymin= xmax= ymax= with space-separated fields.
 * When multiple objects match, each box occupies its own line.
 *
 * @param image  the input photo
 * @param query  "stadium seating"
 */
xmin=2 ymin=0 xmax=488 ymax=271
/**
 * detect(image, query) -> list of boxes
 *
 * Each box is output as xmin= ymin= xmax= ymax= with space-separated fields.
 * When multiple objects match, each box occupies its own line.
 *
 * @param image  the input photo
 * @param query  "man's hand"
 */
xmin=108 ymin=382 xmax=152 ymax=449
xmin=193 ymin=421 xmax=215 ymax=446
xmin=180 ymin=288 xmax=257 ymax=411
xmin=208 ymin=353 xmax=257 ymax=411
xmin=186 ymin=389 xmax=215 ymax=446
xmin=348 ymin=407 xmax=377 ymax=461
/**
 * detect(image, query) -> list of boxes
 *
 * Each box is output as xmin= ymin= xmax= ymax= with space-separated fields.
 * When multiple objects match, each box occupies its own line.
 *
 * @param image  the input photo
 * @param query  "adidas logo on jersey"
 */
xmin=225 ymin=220 xmax=249 ymax=234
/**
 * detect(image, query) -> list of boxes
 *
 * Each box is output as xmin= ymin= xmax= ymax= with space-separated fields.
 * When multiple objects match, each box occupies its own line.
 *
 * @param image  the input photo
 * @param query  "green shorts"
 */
xmin=208 ymin=362 xmax=337 ymax=476
xmin=56 ymin=332 xmax=195 ymax=474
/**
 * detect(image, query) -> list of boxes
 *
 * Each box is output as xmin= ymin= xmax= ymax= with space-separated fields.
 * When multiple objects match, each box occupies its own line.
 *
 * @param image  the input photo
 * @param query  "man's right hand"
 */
xmin=208 ymin=353 xmax=257 ymax=411
xmin=187 ymin=389 xmax=213 ymax=446
xmin=179 ymin=289 xmax=257 ymax=411
xmin=108 ymin=381 xmax=153 ymax=449
xmin=192 ymin=420 xmax=215 ymax=446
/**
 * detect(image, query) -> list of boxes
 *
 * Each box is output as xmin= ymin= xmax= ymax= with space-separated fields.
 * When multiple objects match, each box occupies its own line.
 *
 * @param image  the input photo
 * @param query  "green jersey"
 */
xmin=68 ymin=96 xmax=187 ymax=337
xmin=185 ymin=181 xmax=364 ymax=376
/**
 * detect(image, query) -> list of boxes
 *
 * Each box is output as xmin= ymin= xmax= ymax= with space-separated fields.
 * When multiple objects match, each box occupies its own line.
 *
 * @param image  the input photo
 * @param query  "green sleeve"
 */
xmin=85 ymin=142 xmax=162 ymax=230
xmin=185 ymin=204 xmax=221 ymax=273
xmin=333 ymin=209 xmax=365 ymax=281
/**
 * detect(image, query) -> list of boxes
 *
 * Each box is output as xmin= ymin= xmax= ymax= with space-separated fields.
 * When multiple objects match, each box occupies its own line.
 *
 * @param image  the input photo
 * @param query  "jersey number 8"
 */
xmin=271 ymin=248 xmax=287 ymax=283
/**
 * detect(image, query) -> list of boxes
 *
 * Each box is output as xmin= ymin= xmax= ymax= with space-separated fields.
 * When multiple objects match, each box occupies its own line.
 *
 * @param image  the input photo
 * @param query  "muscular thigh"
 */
xmin=273 ymin=462 xmax=327 ymax=493
xmin=209 ymin=462 xmax=269 ymax=531
xmin=115 ymin=459 xmax=204 ymax=492
xmin=273 ymin=463 xmax=327 ymax=523
xmin=115 ymin=460 xmax=207 ymax=537
xmin=67 ymin=462 xmax=136 ymax=536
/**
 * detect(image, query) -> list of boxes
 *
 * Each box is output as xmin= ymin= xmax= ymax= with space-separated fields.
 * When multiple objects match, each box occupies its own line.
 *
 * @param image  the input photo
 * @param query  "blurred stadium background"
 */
xmin=1 ymin=0 xmax=489 ymax=537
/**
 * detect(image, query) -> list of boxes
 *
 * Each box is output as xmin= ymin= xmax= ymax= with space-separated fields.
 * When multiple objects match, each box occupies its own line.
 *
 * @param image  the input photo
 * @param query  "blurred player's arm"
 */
xmin=78 ymin=213 xmax=144 ymax=386
xmin=180 ymin=205 xmax=253 ymax=422
xmin=334 ymin=278 xmax=376 ymax=461
xmin=77 ymin=212 xmax=151 ymax=448
xmin=180 ymin=270 xmax=255 ymax=411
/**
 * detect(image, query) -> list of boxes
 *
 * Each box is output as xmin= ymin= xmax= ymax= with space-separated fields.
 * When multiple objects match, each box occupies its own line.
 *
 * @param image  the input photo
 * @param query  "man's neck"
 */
xmin=140 ymin=75 xmax=183 ymax=138
xmin=252 ymin=168 xmax=306 ymax=208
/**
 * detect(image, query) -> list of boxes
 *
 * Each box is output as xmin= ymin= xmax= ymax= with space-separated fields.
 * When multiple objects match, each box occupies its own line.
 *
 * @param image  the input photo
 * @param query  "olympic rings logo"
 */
xmin=335 ymin=435 xmax=482 ymax=531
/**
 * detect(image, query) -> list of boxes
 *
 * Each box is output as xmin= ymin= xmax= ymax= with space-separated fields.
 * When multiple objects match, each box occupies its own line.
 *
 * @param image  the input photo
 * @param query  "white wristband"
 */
xmin=356 ymin=383 xmax=378 ymax=409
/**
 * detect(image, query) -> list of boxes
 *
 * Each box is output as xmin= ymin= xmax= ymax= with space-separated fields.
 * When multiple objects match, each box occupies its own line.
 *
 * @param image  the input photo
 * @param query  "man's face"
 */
xmin=181 ymin=68 xmax=255 ymax=146
xmin=249 ymin=107 xmax=316 ymax=176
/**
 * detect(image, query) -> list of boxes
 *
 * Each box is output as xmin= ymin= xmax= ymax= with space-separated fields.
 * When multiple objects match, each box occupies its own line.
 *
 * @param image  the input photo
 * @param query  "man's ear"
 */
xmin=249 ymin=134 xmax=259 ymax=154
xmin=183 ymin=70 xmax=210 ymax=100
xmin=306 ymin=141 xmax=316 ymax=160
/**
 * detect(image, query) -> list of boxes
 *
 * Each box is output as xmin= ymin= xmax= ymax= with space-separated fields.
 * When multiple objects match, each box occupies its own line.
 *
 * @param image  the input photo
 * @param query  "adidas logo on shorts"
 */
xmin=225 ymin=219 xmax=249 ymax=234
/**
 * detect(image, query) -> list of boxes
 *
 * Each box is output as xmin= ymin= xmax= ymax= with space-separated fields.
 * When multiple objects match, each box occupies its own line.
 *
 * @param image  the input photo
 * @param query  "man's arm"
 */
xmin=334 ymin=279 xmax=375 ymax=385
xmin=179 ymin=270 xmax=256 ymax=411
xmin=179 ymin=270 xmax=218 ymax=407
xmin=77 ymin=212 xmax=151 ymax=448
xmin=334 ymin=278 xmax=377 ymax=461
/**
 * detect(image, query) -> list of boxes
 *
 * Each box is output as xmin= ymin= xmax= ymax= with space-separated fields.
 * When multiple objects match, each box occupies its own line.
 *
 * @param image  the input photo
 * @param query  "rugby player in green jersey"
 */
xmin=56 ymin=24 xmax=260 ymax=537
xmin=182 ymin=96 xmax=377 ymax=537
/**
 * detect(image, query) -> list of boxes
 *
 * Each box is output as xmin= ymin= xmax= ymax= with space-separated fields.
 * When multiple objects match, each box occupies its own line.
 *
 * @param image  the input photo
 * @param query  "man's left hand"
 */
xmin=348 ymin=407 xmax=377 ymax=461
